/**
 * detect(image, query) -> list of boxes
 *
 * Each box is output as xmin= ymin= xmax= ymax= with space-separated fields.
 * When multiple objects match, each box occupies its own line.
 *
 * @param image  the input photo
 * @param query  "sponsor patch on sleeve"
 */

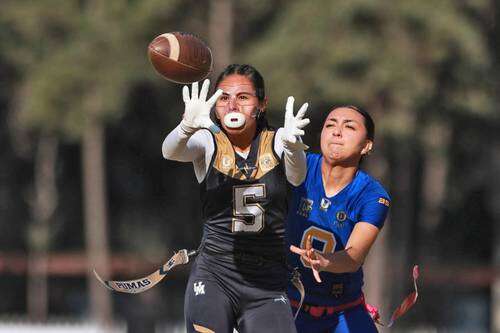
xmin=378 ymin=197 xmax=390 ymax=207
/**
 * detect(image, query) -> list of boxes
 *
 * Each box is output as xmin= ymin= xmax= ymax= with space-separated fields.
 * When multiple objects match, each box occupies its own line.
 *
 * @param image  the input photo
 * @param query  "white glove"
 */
xmin=282 ymin=96 xmax=310 ymax=150
xmin=181 ymin=79 xmax=223 ymax=133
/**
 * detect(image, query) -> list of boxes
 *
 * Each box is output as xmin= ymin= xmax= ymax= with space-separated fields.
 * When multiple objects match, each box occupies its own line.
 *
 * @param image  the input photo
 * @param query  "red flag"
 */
xmin=366 ymin=265 xmax=419 ymax=327
xmin=387 ymin=265 xmax=419 ymax=327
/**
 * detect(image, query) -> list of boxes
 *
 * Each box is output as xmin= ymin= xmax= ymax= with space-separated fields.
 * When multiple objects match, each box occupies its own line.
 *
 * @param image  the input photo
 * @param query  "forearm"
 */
xmin=282 ymin=141 xmax=307 ymax=186
xmin=161 ymin=123 xmax=200 ymax=162
xmin=322 ymin=248 xmax=363 ymax=273
xmin=322 ymin=223 xmax=380 ymax=273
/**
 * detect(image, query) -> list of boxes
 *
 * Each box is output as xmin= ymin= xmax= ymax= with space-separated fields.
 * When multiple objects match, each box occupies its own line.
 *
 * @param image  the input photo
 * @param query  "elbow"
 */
xmin=345 ymin=262 xmax=363 ymax=273
xmin=162 ymin=144 xmax=172 ymax=160
xmin=346 ymin=256 xmax=365 ymax=272
xmin=289 ymin=173 xmax=306 ymax=187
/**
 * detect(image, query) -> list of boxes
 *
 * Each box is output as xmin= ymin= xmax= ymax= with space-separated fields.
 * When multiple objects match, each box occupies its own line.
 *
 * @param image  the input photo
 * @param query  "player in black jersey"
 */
xmin=163 ymin=64 xmax=310 ymax=333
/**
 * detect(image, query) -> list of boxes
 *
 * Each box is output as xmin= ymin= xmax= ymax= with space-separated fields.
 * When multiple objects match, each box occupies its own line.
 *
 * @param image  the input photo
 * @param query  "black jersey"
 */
xmin=200 ymin=128 xmax=291 ymax=265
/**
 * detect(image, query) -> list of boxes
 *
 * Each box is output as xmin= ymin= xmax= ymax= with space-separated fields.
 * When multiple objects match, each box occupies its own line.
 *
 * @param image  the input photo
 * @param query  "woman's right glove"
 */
xmin=282 ymin=96 xmax=310 ymax=151
xmin=181 ymin=79 xmax=223 ymax=133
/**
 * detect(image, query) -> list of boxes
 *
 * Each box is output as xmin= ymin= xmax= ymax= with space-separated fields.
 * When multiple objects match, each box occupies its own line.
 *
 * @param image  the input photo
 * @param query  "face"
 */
xmin=214 ymin=74 xmax=266 ymax=135
xmin=320 ymin=107 xmax=373 ymax=164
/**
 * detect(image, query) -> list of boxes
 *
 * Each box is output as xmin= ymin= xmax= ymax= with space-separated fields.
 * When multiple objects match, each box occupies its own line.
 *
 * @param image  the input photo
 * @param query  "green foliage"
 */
xmin=242 ymin=0 xmax=494 ymax=136
xmin=1 ymin=0 xmax=183 ymax=140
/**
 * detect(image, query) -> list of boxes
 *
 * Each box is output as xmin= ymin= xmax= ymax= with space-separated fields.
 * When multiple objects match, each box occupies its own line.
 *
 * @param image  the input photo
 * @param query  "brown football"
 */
xmin=147 ymin=32 xmax=213 ymax=84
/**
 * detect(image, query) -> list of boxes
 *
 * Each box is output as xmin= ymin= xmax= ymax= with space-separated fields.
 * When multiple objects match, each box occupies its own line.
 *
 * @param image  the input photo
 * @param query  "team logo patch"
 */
xmin=297 ymin=197 xmax=313 ymax=218
xmin=221 ymin=155 xmax=233 ymax=171
xmin=194 ymin=281 xmax=205 ymax=296
xmin=335 ymin=211 xmax=347 ymax=228
xmin=239 ymin=163 xmax=256 ymax=176
xmin=378 ymin=197 xmax=390 ymax=207
xmin=259 ymin=153 xmax=274 ymax=172
xmin=331 ymin=283 xmax=343 ymax=297
xmin=273 ymin=295 xmax=287 ymax=304
xmin=320 ymin=198 xmax=331 ymax=211
xmin=336 ymin=211 xmax=347 ymax=222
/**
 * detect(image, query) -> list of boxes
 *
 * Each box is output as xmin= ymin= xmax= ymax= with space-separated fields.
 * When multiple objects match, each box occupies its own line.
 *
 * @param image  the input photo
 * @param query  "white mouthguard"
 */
xmin=223 ymin=112 xmax=246 ymax=129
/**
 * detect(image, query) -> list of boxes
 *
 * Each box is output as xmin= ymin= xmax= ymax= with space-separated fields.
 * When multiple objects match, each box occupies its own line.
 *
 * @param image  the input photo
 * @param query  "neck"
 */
xmin=321 ymin=158 xmax=359 ymax=197
xmin=226 ymin=128 xmax=256 ymax=153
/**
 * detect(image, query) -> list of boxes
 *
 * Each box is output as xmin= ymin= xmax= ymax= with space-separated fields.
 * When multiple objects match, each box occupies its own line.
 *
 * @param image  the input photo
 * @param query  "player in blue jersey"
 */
xmin=287 ymin=105 xmax=390 ymax=333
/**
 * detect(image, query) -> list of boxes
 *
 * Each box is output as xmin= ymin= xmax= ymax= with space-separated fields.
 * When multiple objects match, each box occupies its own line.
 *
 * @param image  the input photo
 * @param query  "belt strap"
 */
xmin=290 ymin=295 xmax=365 ymax=318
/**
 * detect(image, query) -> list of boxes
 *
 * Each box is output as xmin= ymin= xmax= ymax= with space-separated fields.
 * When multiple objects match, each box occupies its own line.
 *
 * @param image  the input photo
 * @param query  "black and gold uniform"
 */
xmin=184 ymin=128 xmax=297 ymax=333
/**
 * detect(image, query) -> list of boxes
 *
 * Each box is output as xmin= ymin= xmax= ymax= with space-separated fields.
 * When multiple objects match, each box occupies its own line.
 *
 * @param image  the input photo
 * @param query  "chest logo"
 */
xmin=320 ymin=198 xmax=331 ymax=211
xmin=335 ymin=211 xmax=348 ymax=228
xmin=297 ymin=197 xmax=313 ymax=218
xmin=336 ymin=211 xmax=347 ymax=222
xmin=221 ymin=155 xmax=233 ymax=171
xmin=259 ymin=153 xmax=274 ymax=172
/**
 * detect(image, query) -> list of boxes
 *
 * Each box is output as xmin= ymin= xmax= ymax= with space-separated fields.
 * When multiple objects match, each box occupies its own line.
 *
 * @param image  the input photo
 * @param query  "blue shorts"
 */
xmin=294 ymin=303 xmax=378 ymax=333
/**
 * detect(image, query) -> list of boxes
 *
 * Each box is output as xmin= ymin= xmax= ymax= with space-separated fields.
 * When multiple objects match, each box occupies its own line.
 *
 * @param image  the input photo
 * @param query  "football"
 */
xmin=147 ymin=32 xmax=213 ymax=84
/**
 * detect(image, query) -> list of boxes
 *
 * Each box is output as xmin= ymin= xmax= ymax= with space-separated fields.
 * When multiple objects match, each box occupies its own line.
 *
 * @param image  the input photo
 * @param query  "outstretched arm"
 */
xmin=162 ymin=79 xmax=222 ymax=162
xmin=290 ymin=222 xmax=380 ymax=282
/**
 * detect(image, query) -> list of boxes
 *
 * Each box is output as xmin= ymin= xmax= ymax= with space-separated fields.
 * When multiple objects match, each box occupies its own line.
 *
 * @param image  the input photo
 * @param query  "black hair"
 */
xmin=214 ymin=64 xmax=266 ymax=102
xmin=213 ymin=64 xmax=270 ymax=130
xmin=330 ymin=105 xmax=375 ymax=141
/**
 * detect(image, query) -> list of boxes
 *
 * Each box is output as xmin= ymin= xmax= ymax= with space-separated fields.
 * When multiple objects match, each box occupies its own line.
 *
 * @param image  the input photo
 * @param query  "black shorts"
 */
xmin=184 ymin=251 xmax=297 ymax=333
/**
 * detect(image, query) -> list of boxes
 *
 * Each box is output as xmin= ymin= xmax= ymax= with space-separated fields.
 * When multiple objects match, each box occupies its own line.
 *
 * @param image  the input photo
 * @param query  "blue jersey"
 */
xmin=286 ymin=153 xmax=390 ymax=306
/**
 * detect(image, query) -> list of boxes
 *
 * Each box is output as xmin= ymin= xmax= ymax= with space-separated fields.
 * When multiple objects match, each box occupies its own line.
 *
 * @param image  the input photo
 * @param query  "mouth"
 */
xmin=223 ymin=112 xmax=246 ymax=129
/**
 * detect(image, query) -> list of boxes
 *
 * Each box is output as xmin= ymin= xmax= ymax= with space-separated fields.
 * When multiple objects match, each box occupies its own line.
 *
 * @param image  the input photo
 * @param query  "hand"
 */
xmin=282 ymin=96 xmax=310 ymax=148
xmin=290 ymin=235 xmax=328 ymax=283
xmin=181 ymin=79 xmax=223 ymax=131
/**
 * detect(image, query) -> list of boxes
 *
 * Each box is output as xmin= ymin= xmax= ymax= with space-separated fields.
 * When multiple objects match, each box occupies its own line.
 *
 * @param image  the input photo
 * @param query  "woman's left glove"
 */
xmin=282 ymin=96 xmax=310 ymax=150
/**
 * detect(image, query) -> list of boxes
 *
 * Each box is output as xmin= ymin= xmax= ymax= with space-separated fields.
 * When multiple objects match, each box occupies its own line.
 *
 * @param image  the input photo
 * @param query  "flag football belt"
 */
xmin=290 ymin=295 xmax=365 ymax=318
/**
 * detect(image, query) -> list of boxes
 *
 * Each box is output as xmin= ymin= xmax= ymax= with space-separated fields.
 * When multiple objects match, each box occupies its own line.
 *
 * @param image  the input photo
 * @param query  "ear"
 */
xmin=361 ymin=140 xmax=373 ymax=155
xmin=259 ymin=96 xmax=268 ymax=113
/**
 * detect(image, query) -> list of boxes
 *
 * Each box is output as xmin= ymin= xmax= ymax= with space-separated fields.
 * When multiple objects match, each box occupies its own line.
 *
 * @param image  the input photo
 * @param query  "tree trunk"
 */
xmin=363 ymin=151 xmax=390 ymax=330
xmin=27 ymin=133 xmax=58 ymax=321
xmin=209 ymin=0 xmax=233 ymax=75
xmin=82 ymin=117 xmax=112 ymax=324
xmin=489 ymin=2 xmax=500 ymax=331
xmin=491 ymin=142 xmax=500 ymax=333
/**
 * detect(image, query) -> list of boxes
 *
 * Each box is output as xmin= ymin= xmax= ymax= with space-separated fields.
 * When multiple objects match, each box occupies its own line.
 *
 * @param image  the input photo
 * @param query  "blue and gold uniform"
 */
xmin=287 ymin=153 xmax=390 ymax=333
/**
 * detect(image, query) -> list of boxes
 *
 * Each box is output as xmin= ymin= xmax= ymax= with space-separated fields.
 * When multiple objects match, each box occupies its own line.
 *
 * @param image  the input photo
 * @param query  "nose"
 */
xmin=332 ymin=126 xmax=341 ymax=136
xmin=228 ymin=95 xmax=239 ymax=111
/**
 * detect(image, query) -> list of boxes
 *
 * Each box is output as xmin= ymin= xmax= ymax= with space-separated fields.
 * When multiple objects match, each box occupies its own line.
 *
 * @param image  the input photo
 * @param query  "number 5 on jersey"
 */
xmin=300 ymin=226 xmax=336 ymax=268
xmin=232 ymin=184 xmax=266 ymax=233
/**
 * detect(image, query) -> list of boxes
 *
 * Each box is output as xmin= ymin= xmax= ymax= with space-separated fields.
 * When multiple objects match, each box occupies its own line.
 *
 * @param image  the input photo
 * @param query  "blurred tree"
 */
xmin=0 ymin=0 xmax=82 ymax=321
xmin=209 ymin=0 xmax=233 ymax=75
xmin=0 ymin=0 xmax=183 ymax=324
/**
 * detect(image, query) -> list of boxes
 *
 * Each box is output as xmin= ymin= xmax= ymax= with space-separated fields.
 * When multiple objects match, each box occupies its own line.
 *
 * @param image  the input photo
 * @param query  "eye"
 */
xmin=220 ymin=95 xmax=229 ymax=101
xmin=346 ymin=125 xmax=355 ymax=130
xmin=238 ymin=94 xmax=251 ymax=100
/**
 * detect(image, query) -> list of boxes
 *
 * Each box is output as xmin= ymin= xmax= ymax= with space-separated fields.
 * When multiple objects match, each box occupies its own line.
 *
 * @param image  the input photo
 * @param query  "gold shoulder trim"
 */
xmin=254 ymin=130 xmax=280 ymax=179
xmin=212 ymin=131 xmax=240 ymax=178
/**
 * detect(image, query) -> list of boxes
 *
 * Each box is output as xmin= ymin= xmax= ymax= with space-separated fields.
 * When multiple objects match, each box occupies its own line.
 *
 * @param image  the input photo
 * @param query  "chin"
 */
xmin=223 ymin=125 xmax=246 ymax=134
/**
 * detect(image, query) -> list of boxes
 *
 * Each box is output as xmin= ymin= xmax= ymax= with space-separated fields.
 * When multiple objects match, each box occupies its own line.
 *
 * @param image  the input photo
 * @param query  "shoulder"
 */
xmin=356 ymin=170 xmax=389 ymax=198
xmin=353 ymin=170 xmax=391 ymax=210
